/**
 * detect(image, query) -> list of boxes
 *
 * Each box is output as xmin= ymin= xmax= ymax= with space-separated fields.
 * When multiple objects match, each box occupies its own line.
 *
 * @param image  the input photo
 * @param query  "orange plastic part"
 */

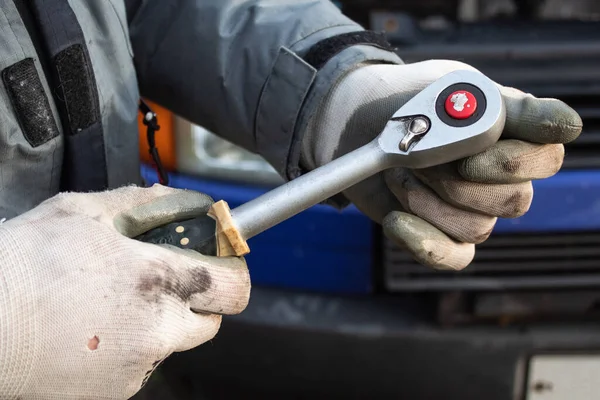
xmin=137 ymin=99 xmax=177 ymax=171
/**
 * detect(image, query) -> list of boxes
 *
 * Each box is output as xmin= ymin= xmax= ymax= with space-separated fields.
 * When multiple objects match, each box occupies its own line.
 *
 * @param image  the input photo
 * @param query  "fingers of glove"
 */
xmin=413 ymin=164 xmax=533 ymax=218
xmin=384 ymin=168 xmax=497 ymax=244
xmin=383 ymin=211 xmax=475 ymax=271
xmin=458 ymin=140 xmax=565 ymax=184
xmin=150 ymin=294 xmax=222 ymax=353
xmin=154 ymin=244 xmax=251 ymax=316
xmin=172 ymin=312 xmax=222 ymax=353
xmin=499 ymin=86 xmax=582 ymax=144
xmin=342 ymin=173 xmax=404 ymax=224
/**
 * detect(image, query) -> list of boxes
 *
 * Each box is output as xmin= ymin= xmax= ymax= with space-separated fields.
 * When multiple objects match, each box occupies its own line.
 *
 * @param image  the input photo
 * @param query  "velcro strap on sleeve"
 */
xmin=303 ymin=31 xmax=395 ymax=70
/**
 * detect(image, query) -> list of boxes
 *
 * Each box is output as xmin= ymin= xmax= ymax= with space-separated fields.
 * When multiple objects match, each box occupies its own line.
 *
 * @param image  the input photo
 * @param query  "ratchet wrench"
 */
xmin=136 ymin=70 xmax=506 ymax=257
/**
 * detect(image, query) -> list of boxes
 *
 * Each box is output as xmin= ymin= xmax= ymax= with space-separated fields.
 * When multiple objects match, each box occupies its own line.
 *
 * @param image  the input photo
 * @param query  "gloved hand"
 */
xmin=302 ymin=60 xmax=582 ymax=270
xmin=0 ymin=184 xmax=250 ymax=400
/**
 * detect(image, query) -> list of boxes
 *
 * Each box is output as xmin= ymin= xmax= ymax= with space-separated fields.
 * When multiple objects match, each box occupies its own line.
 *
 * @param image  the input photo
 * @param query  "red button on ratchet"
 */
xmin=444 ymin=90 xmax=477 ymax=119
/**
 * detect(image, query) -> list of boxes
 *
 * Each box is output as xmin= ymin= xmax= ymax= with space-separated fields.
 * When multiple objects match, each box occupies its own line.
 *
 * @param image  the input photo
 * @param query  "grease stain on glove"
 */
xmin=383 ymin=211 xmax=474 ymax=271
xmin=458 ymin=139 xmax=565 ymax=184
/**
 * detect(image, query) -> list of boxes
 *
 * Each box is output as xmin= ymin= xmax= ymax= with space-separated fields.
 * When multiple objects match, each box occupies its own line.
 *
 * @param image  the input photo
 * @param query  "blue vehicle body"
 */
xmin=142 ymin=165 xmax=600 ymax=295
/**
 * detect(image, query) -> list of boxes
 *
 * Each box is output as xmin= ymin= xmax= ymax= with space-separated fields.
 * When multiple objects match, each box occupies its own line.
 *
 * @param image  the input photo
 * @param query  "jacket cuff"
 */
xmin=254 ymin=31 xmax=403 ymax=181
xmin=254 ymin=47 xmax=316 ymax=176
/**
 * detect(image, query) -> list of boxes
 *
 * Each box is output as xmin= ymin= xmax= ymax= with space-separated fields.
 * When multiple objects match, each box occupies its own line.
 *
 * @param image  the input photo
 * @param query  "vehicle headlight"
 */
xmin=174 ymin=116 xmax=284 ymax=186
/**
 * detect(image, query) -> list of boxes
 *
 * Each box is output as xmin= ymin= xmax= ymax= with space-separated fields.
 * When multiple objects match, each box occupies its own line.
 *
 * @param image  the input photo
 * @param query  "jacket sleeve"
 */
xmin=126 ymin=0 xmax=402 ymax=179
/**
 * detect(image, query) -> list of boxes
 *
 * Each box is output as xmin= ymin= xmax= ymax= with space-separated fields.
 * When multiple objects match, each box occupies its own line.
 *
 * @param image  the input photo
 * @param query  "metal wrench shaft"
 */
xmin=135 ymin=140 xmax=397 ymax=257
xmin=231 ymin=140 xmax=389 ymax=241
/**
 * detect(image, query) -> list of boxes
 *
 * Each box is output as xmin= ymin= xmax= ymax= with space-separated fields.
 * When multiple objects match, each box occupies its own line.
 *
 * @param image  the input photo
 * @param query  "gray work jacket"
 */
xmin=0 ymin=0 xmax=401 ymax=219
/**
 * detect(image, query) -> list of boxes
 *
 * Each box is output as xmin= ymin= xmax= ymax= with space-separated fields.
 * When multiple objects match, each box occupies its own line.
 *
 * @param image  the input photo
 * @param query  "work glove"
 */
xmin=301 ymin=60 xmax=582 ymax=270
xmin=0 ymin=184 xmax=250 ymax=400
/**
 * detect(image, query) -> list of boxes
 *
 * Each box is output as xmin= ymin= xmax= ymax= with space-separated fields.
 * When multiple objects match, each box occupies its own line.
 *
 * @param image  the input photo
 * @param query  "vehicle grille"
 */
xmin=383 ymin=232 xmax=600 ymax=292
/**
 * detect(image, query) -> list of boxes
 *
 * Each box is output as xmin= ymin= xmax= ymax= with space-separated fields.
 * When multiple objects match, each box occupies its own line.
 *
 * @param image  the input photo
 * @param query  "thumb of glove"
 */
xmin=383 ymin=211 xmax=475 ymax=271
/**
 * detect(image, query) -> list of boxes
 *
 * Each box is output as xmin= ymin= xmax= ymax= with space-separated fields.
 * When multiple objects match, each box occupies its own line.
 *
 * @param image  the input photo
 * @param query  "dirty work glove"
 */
xmin=301 ymin=60 xmax=582 ymax=270
xmin=0 ymin=184 xmax=250 ymax=400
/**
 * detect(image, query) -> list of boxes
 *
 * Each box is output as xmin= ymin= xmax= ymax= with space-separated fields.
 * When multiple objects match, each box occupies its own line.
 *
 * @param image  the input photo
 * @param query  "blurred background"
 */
xmin=134 ymin=1 xmax=600 ymax=399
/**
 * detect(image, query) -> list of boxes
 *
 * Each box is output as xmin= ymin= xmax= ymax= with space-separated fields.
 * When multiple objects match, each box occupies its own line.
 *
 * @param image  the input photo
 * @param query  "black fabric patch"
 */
xmin=27 ymin=0 xmax=108 ymax=191
xmin=2 ymin=58 xmax=60 ymax=147
xmin=303 ymin=31 xmax=395 ymax=70
xmin=54 ymin=44 xmax=100 ymax=135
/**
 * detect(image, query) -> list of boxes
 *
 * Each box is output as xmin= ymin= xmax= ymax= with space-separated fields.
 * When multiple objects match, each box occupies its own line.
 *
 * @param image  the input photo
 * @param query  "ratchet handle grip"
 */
xmin=135 ymin=214 xmax=218 ymax=256
xmin=134 ymin=200 xmax=249 ymax=258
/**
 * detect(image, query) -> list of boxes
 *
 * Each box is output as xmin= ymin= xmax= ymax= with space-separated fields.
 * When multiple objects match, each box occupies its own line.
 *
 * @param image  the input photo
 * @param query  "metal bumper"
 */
xmin=155 ymin=287 xmax=600 ymax=400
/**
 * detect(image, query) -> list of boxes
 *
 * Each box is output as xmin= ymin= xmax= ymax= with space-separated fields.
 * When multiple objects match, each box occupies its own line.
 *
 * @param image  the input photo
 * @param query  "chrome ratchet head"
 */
xmin=376 ymin=69 xmax=506 ymax=169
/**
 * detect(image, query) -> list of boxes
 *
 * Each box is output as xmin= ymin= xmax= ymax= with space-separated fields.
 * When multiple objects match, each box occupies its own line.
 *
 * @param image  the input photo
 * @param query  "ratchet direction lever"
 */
xmin=136 ymin=70 xmax=506 ymax=257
